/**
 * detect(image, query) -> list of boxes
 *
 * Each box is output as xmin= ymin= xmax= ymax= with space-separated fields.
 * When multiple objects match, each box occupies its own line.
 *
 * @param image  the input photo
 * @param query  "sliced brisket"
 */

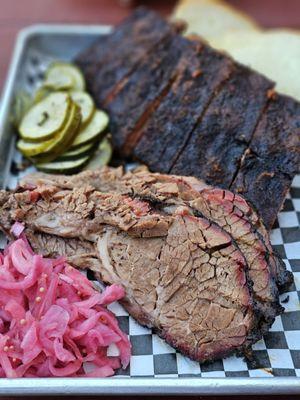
xmin=75 ymin=8 xmax=300 ymax=228
xmin=0 ymin=184 xmax=261 ymax=362
xmin=98 ymin=215 xmax=256 ymax=361
xmin=105 ymin=34 xmax=195 ymax=154
xmin=27 ymin=167 xmax=291 ymax=291
xmin=170 ymin=66 xmax=274 ymax=187
xmin=132 ymin=43 xmax=234 ymax=169
xmin=75 ymin=7 xmax=184 ymax=105
xmin=0 ymin=188 xmax=172 ymax=240
xmin=19 ymin=168 xmax=287 ymax=323
xmin=231 ymin=94 xmax=300 ymax=229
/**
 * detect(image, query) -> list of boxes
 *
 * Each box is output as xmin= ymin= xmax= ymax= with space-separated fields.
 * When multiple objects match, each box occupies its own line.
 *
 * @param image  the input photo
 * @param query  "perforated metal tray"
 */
xmin=0 ymin=24 xmax=299 ymax=396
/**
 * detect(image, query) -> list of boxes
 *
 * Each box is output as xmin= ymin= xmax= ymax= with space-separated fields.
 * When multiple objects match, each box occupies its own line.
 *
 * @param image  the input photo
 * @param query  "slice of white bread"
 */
xmin=210 ymin=29 xmax=300 ymax=101
xmin=173 ymin=0 xmax=300 ymax=101
xmin=172 ymin=0 xmax=259 ymax=40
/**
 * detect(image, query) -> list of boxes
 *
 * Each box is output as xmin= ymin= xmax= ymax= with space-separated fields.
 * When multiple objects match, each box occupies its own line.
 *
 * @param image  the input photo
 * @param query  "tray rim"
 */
xmin=0 ymin=376 xmax=299 ymax=396
xmin=0 ymin=23 xmax=299 ymax=396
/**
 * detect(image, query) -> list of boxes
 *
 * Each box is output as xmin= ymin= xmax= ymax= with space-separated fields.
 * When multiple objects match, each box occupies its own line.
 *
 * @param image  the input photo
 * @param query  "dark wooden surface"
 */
xmin=0 ymin=0 xmax=299 ymax=398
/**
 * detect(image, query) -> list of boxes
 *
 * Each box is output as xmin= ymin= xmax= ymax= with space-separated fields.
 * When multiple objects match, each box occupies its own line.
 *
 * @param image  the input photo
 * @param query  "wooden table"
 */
xmin=0 ymin=0 xmax=299 ymax=398
xmin=1 ymin=0 xmax=300 ymax=88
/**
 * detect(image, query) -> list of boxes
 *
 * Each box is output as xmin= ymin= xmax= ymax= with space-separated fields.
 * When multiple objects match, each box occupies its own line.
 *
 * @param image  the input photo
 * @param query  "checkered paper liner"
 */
xmin=1 ymin=149 xmax=300 ymax=379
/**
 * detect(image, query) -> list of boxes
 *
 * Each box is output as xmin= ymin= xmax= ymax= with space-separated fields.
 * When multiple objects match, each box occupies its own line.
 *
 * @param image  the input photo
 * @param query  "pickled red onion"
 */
xmin=0 ymin=223 xmax=131 ymax=377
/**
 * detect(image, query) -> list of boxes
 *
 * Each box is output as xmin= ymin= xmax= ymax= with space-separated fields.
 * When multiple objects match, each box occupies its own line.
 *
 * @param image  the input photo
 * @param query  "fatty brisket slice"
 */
xmin=20 ymin=168 xmax=289 ymax=324
xmin=169 ymin=65 xmax=274 ymax=187
xmin=231 ymin=93 xmax=300 ymax=229
xmin=0 ymin=185 xmax=260 ymax=362
xmin=75 ymin=7 xmax=185 ymax=105
xmin=131 ymin=43 xmax=234 ymax=168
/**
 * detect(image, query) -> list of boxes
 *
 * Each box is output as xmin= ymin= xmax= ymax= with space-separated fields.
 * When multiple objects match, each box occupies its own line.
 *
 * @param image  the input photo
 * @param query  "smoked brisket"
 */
xmin=170 ymin=66 xmax=274 ymax=187
xmin=0 ymin=184 xmax=258 ymax=362
xmin=20 ymin=167 xmax=292 ymax=292
xmin=132 ymin=43 xmax=234 ymax=169
xmin=75 ymin=8 xmax=300 ymax=229
xmin=1 ymin=167 xmax=293 ymax=361
xmin=231 ymin=94 xmax=300 ymax=228
xmin=105 ymin=35 xmax=191 ymax=152
xmin=76 ymin=7 xmax=184 ymax=104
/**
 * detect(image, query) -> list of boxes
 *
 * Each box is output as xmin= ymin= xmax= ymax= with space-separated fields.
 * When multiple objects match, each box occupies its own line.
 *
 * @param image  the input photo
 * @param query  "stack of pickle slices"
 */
xmin=15 ymin=62 xmax=112 ymax=174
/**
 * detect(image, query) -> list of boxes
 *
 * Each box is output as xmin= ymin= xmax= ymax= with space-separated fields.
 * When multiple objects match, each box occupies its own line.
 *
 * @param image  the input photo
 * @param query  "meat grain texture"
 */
xmin=0 ymin=167 xmax=293 ymax=363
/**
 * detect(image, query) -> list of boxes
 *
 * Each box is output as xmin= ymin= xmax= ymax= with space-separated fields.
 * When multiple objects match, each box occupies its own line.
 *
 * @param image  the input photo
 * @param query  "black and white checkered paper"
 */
xmin=2 ymin=150 xmax=300 ymax=379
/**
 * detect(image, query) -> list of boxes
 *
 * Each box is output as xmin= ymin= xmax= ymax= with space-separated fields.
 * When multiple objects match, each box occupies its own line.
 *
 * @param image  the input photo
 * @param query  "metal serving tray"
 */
xmin=0 ymin=24 xmax=299 ymax=396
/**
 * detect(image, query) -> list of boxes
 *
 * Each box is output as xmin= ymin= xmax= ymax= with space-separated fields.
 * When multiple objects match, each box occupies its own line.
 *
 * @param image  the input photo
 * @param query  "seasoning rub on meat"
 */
xmin=76 ymin=7 xmax=300 ymax=229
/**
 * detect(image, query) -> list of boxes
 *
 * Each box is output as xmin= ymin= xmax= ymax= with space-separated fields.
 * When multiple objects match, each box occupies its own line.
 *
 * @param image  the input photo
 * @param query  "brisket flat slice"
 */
xmin=105 ymin=34 xmax=191 ymax=153
xmin=19 ymin=168 xmax=286 ymax=323
xmin=183 ymin=180 xmax=288 ymax=287
xmin=75 ymin=7 xmax=184 ymax=105
xmin=231 ymin=94 xmax=300 ymax=229
xmin=132 ymin=43 xmax=234 ymax=169
xmin=97 ymin=216 xmax=256 ymax=361
xmin=170 ymin=66 xmax=274 ymax=187
xmin=231 ymin=154 xmax=293 ymax=230
xmin=20 ymin=168 xmax=289 ymax=290
xmin=0 ymin=185 xmax=260 ymax=362
xmin=0 ymin=188 xmax=172 ymax=239
xmin=190 ymin=185 xmax=292 ymax=293
xmin=20 ymin=168 xmax=291 ymax=290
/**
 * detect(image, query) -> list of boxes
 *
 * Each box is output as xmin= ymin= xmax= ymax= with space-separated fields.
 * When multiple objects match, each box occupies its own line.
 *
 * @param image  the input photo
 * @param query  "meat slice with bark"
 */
xmin=75 ymin=8 xmax=300 ymax=229
xmin=105 ymin=34 xmax=191 ymax=153
xmin=132 ymin=43 xmax=234 ymax=169
xmin=75 ymin=7 xmax=184 ymax=105
xmin=97 ymin=216 xmax=256 ymax=361
xmin=19 ymin=168 xmax=287 ymax=324
xmin=170 ymin=66 xmax=274 ymax=187
xmin=189 ymin=185 xmax=292 ymax=292
xmin=231 ymin=94 xmax=300 ymax=229
xmin=21 ymin=168 xmax=289 ymax=291
xmin=0 ymin=186 xmax=259 ymax=362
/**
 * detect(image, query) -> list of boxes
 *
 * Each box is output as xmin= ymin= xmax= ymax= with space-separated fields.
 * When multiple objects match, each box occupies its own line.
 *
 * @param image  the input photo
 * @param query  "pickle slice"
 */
xmin=44 ymin=72 xmax=73 ymax=91
xmin=17 ymin=138 xmax=53 ymax=158
xmin=71 ymin=110 xmax=109 ymax=149
xmin=57 ymin=142 xmax=95 ymax=161
xmin=19 ymin=92 xmax=71 ymax=142
xmin=36 ymin=156 xmax=90 ymax=174
xmin=19 ymin=103 xmax=81 ymax=161
xmin=44 ymin=62 xmax=85 ymax=91
xmin=70 ymin=91 xmax=95 ymax=127
xmin=11 ymin=91 xmax=32 ymax=128
xmin=84 ymin=137 xmax=112 ymax=170
xmin=34 ymin=86 xmax=52 ymax=103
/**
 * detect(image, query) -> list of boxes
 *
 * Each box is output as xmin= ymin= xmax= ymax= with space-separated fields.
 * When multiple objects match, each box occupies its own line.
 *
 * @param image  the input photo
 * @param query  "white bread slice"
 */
xmin=172 ymin=0 xmax=259 ymax=40
xmin=210 ymin=29 xmax=300 ymax=101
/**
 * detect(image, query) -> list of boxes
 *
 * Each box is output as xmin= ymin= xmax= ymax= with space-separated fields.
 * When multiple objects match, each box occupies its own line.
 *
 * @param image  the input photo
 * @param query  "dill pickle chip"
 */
xmin=19 ymin=92 xmax=71 ymax=142
xmin=70 ymin=91 xmax=95 ymax=127
xmin=71 ymin=110 xmax=109 ymax=149
xmin=44 ymin=62 xmax=85 ymax=91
